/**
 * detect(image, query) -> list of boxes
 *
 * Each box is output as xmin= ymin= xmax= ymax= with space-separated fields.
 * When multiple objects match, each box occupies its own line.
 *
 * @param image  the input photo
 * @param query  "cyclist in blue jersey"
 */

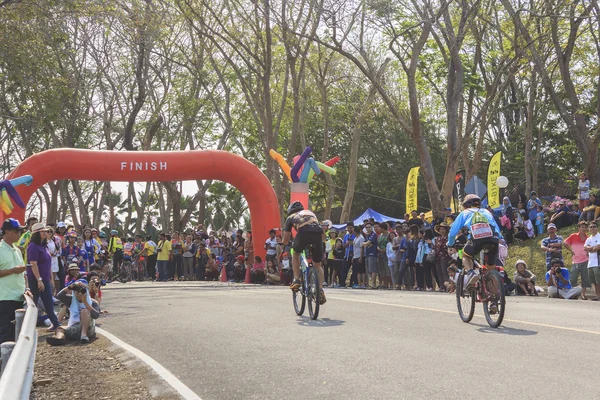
xmin=448 ymin=194 xmax=503 ymax=289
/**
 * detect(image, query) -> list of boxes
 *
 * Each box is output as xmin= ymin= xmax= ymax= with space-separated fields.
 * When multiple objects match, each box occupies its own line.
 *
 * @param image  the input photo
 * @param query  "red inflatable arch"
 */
xmin=2 ymin=149 xmax=281 ymax=260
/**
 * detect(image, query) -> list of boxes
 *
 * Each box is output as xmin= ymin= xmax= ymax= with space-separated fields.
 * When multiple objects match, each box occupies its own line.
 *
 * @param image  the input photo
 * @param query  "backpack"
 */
xmin=470 ymin=210 xmax=493 ymax=239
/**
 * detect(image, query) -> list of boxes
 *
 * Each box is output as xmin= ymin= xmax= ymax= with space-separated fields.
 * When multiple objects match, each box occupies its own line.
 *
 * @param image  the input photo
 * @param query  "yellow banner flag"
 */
xmin=487 ymin=151 xmax=502 ymax=209
xmin=406 ymin=166 xmax=420 ymax=215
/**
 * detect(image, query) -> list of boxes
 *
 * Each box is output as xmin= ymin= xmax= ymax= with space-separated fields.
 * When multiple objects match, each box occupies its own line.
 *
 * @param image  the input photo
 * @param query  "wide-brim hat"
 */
xmin=435 ymin=223 xmax=450 ymax=234
xmin=68 ymin=263 xmax=80 ymax=271
xmin=31 ymin=223 xmax=50 ymax=234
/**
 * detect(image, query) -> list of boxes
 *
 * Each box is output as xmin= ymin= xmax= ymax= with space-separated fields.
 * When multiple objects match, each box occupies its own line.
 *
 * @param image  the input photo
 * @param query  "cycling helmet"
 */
xmin=321 ymin=220 xmax=332 ymax=230
xmin=110 ymin=229 xmax=118 ymax=236
xmin=287 ymin=201 xmax=304 ymax=216
xmin=462 ymin=194 xmax=482 ymax=208
xmin=99 ymin=232 xmax=106 ymax=238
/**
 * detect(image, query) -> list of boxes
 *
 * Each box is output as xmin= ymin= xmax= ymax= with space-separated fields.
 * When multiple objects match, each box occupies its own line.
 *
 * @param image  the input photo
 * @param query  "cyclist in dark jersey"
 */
xmin=280 ymin=201 xmax=327 ymax=304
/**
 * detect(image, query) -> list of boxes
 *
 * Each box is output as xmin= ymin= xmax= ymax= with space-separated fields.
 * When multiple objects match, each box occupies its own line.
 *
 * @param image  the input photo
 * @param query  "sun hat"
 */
xmin=31 ymin=223 xmax=50 ymax=234
xmin=68 ymin=263 xmax=80 ymax=271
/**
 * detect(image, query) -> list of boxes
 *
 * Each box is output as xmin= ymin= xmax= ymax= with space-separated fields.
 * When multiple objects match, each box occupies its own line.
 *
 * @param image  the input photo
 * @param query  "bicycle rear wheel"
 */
xmin=119 ymin=261 xmax=132 ymax=283
xmin=307 ymin=267 xmax=320 ymax=320
xmin=482 ymin=270 xmax=505 ymax=328
xmin=293 ymin=275 xmax=306 ymax=316
xmin=456 ymin=269 xmax=475 ymax=323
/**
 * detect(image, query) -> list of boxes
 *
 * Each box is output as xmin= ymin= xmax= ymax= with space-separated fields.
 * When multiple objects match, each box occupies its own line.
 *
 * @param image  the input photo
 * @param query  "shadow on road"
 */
xmin=472 ymin=323 xmax=538 ymax=336
xmin=296 ymin=317 xmax=345 ymax=327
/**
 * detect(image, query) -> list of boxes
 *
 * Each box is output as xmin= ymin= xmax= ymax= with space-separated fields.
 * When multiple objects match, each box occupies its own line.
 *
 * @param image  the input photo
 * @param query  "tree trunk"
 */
xmin=340 ymin=86 xmax=377 ymax=223
xmin=524 ymin=70 xmax=537 ymax=195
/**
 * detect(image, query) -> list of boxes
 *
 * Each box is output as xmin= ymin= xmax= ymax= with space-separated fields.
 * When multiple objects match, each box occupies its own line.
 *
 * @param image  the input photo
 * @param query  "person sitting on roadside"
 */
xmin=233 ymin=255 xmax=245 ymax=282
xmin=204 ymin=253 xmax=220 ymax=281
xmin=264 ymin=259 xmax=281 ymax=285
xmin=48 ymin=280 xmax=100 ymax=345
xmin=581 ymin=193 xmax=600 ymax=221
xmin=546 ymin=258 xmax=582 ymax=300
xmin=444 ymin=262 xmax=460 ymax=293
xmin=250 ymin=256 xmax=265 ymax=284
xmin=513 ymin=260 xmax=537 ymax=296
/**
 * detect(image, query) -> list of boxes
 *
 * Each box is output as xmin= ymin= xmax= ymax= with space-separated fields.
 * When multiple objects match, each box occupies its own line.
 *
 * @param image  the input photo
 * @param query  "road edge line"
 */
xmin=96 ymin=327 xmax=202 ymax=400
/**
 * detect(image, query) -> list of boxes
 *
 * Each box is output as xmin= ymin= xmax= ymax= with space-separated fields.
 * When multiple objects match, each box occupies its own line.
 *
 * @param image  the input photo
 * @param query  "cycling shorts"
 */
xmin=293 ymin=230 xmax=324 ymax=263
xmin=463 ymin=237 xmax=499 ymax=266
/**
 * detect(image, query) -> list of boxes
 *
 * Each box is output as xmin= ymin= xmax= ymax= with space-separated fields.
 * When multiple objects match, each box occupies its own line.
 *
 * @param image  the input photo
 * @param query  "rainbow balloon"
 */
xmin=0 ymin=175 xmax=33 ymax=216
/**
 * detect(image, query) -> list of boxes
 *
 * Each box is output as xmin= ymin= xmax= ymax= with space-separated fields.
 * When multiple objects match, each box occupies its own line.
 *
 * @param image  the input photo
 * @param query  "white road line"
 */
xmin=96 ymin=327 xmax=202 ymax=400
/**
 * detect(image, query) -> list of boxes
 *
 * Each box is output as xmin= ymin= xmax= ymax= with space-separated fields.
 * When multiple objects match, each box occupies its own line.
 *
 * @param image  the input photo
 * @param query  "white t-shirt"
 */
xmin=47 ymin=238 xmax=60 ymax=272
xmin=579 ymin=180 xmax=590 ymax=200
xmin=353 ymin=235 xmax=365 ymax=259
xmin=584 ymin=233 xmax=600 ymax=268
xmin=265 ymin=238 xmax=278 ymax=256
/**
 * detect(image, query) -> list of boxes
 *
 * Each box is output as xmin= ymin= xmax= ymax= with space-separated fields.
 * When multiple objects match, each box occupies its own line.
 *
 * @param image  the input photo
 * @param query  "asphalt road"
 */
xmin=98 ymin=282 xmax=600 ymax=400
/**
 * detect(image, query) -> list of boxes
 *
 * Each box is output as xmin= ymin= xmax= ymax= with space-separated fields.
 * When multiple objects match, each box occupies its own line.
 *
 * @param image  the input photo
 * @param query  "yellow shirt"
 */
xmin=157 ymin=240 xmax=172 ymax=261
xmin=108 ymin=236 xmax=123 ymax=253
xmin=143 ymin=241 xmax=156 ymax=256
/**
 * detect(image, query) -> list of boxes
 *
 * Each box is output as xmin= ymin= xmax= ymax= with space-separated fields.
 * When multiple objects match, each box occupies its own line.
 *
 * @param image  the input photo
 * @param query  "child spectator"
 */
xmin=386 ymin=232 xmax=397 ymax=286
xmin=233 ymin=255 xmax=245 ymax=282
xmin=280 ymin=252 xmax=293 ymax=286
xmin=444 ymin=262 xmax=460 ymax=293
xmin=76 ymin=237 xmax=89 ymax=272
xmin=535 ymin=204 xmax=545 ymax=236
xmin=514 ymin=260 xmax=537 ymax=296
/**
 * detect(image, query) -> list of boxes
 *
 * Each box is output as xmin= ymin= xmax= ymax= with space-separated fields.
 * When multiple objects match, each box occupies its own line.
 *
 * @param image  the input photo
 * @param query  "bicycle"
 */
xmin=292 ymin=252 xmax=321 ymax=320
xmin=118 ymin=257 xmax=133 ymax=283
xmin=456 ymin=258 xmax=506 ymax=328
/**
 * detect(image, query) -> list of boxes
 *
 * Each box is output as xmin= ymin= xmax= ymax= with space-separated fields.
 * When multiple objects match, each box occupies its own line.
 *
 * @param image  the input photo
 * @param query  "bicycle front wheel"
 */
xmin=307 ymin=267 xmax=320 ymax=320
xmin=293 ymin=276 xmax=306 ymax=316
xmin=482 ymin=270 xmax=506 ymax=328
xmin=456 ymin=269 xmax=475 ymax=323
xmin=119 ymin=262 xmax=132 ymax=283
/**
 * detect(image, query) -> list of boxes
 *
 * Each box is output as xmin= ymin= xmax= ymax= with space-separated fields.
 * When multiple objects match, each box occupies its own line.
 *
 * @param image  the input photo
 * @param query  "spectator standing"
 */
xmin=182 ymin=235 xmax=195 ymax=280
xmin=244 ymin=231 xmax=253 ymax=268
xmin=280 ymin=252 xmax=293 ymax=286
xmin=578 ymin=172 xmax=590 ymax=210
xmin=362 ymin=223 xmax=378 ymax=289
xmin=415 ymin=229 xmax=435 ymax=291
xmin=376 ymin=223 xmax=391 ymax=289
xmin=46 ymin=227 xmax=61 ymax=294
xmin=433 ymin=223 xmax=451 ymax=291
xmin=527 ymin=191 xmax=542 ymax=222
xmin=535 ymin=205 xmax=546 ymax=236
xmin=142 ymin=235 xmax=157 ymax=281
xmin=331 ymin=238 xmax=344 ymax=287
xmin=16 ymin=216 xmax=38 ymax=261
xmin=342 ymin=223 xmax=356 ymax=288
xmin=0 ymin=218 xmax=31 ymax=344
xmin=400 ymin=225 xmax=419 ymax=290
xmin=171 ymin=232 xmax=183 ymax=280
xmin=546 ymin=259 xmax=582 ymax=299
xmin=107 ymin=230 xmax=123 ymax=278
xmin=82 ymin=228 xmax=97 ymax=268
xmin=541 ymin=223 xmax=563 ymax=271
xmin=392 ymin=224 xmax=407 ymax=290
xmin=27 ymin=223 xmax=60 ymax=331
xmin=583 ymin=222 xmax=600 ymax=301
xmin=76 ymin=237 xmax=89 ymax=272
xmin=264 ymin=229 xmax=278 ymax=264
xmin=156 ymin=233 xmax=171 ymax=282
xmin=386 ymin=232 xmax=397 ymax=286
xmin=563 ymin=221 xmax=590 ymax=300
xmin=408 ymin=210 xmax=424 ymax=228
xmin=352 ymin=226 xmax=366 ymax=288
xmin=500 ymin=197 xmax=514 ymax=244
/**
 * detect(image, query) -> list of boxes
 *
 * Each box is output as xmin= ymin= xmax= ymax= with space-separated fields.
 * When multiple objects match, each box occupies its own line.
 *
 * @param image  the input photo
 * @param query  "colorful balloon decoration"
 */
xmin=269 ymin=147 xmax=339 ymax=184
xmin=0 ymin=175 xmax=33 ymax=216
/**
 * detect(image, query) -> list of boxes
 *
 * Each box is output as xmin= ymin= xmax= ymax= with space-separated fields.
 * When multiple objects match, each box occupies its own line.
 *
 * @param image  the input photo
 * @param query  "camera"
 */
xmin=68 ymin=284 xmax=87 ymax=294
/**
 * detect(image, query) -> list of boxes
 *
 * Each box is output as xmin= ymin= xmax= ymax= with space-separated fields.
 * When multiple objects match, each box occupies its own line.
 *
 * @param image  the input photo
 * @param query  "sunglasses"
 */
xmin=590 ymin=225 xmax=598 ymax=228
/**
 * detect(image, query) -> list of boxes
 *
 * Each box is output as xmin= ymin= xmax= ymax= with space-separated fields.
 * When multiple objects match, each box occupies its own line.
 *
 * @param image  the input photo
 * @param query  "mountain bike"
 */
xmin=118 ymin=257 xmax=133 ymax=283
xmin=293 ymin=252 xmax=320 ymax=320
xmin=456 ymin=257 xmax=505 ymax=328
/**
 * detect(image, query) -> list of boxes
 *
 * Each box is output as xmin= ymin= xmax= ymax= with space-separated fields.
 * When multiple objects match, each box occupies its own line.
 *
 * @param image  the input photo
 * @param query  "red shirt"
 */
xmin=564 ymin=233 xmax=589 ymax=264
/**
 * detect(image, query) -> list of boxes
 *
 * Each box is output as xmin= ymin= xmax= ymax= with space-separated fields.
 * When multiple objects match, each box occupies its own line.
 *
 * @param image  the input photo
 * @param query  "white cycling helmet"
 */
xmin=321 ymin=220 xmax=332 ymax=230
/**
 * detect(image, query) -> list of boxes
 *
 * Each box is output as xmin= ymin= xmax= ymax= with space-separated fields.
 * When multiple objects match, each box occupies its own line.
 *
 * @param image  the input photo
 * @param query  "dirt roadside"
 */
xmin=31 ymin=329 xmax=181 ymax=400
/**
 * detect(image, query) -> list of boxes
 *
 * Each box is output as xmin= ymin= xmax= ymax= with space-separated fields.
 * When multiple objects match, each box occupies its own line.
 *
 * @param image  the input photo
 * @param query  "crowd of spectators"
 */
xmin=1 ymin=175 xmax=598 ymax=348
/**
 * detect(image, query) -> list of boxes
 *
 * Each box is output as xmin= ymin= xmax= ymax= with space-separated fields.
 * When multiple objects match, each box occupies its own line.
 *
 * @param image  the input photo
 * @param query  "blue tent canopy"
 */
xmin=331 ymin=208 xmax=405 ymax=230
